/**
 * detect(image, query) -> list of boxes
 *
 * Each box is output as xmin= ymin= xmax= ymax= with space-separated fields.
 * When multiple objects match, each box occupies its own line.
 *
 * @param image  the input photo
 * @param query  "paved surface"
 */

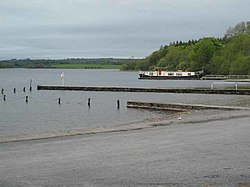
xmin=0 ymin=116 xmax=250 ymax=187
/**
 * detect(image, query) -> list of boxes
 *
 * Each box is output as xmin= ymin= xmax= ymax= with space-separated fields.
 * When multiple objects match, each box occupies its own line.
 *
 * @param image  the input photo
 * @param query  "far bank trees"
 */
xmin=121 ymin=21 xmax=250 ymax=75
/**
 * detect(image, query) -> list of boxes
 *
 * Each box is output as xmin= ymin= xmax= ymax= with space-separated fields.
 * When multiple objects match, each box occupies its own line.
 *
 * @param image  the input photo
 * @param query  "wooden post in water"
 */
xmin=25 ymin=96 xmax=28 ymax=103
xmin=1 ymin=89 xmax=4 ymax=94
xmin=88 ymin=98 xmax=91 ymax=107
xmin=30 ymin=79 xmax=32 ymax=92
xmin=58 ymin=98 xmax=61 ymax=105
xmin=3 ymin=95 xmax=6 ymax=101
xmin=23 ymin=87 xmax=26 ymax=92
xmin=117 ymin=100 xmax=120 ymax=109
xmin=13 ymin=88 xmax=16 ymax=93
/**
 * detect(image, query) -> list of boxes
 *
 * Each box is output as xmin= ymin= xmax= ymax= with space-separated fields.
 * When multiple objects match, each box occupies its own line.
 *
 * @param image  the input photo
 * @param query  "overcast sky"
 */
xmin=0 ymin=0 xmax=249 ymax=59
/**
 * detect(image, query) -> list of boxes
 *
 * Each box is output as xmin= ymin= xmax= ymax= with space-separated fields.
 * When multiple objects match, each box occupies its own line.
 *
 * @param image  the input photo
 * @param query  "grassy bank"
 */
xmin=51 ymin=63 xmax=122 ymax=69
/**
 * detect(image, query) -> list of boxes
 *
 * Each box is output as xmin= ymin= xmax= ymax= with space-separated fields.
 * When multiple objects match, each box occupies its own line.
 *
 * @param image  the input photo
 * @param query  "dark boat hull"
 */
xmin=139 ymin=75 xmax=201 ymax=80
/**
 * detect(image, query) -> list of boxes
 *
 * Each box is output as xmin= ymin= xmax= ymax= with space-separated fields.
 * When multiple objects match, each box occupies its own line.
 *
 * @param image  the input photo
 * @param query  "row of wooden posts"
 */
xmin=1 ymin=80 xmax=33 ymax=94
xmin=1 ymin=95 xmax=121 ymax=109
xmin=1 ymin=87 xmax=32 ymax=95
xmin=1 ymin=87 xmax=31 ymax=103
xmin=1 ymin=86 xmax=121 ymax=108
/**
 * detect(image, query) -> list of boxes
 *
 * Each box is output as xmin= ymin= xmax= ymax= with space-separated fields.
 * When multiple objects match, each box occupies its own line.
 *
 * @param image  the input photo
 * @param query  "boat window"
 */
xmin=149 ymin=72 xmax=153 ymax=76
xmin=176 ymin=73 xmax=182 ymax=76
xmin=168 ymin=73 xmax=174 ymax=76
xmin=188 ymin=73 xmax=191 ymax=76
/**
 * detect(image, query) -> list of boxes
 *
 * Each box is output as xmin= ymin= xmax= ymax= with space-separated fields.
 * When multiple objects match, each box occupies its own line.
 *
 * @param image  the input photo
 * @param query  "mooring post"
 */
xmin=117 ymin=99 xmax=120 ymax=109
xmin=13 ymin=88 xmax=16 ymax=93
xmin=88 ymin=98 xmax=91 ymax=107
xmin=25 ymin=96 xmax=28 ymax=103
xmin=235 ymin=82 xmax=238 ymax=90
xmin=23 ymin=87 xmax=26 ymax=92
xmin=211 ymin=83 xmax=214 ymax=90
xmin=30 ymin=79 xmax=32 ymax=92
xmin=1 ymin=89 xmax=4 ymax=94
xmin=58 ymin=98 xmax=61 ymax=105
xmin=3 ymin=95 xmax=6 ymax=101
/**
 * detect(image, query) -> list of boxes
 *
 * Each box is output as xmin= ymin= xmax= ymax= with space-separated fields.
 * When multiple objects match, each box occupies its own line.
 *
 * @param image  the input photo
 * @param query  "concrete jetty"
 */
xmin=127 ymin=101 xmax=250 ymax=111
xmin=37 ymin=85 xmax=250 ymax=95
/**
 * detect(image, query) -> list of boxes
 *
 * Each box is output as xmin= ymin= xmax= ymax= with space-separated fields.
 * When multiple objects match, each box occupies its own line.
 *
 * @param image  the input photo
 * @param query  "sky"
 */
xmin=0 ymin=0 xmax=250 ymax=59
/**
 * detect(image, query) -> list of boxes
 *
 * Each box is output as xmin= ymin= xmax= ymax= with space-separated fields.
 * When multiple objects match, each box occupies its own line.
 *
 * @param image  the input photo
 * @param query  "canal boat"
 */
xmin=139 ymin=68 xmax=203 ymax=80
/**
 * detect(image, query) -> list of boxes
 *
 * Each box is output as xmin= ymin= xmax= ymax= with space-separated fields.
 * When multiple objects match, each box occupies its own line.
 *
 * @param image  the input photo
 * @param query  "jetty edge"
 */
xmin=37 ymin=85 xmax=250 ymax=95
xmin=127 ymin=101 xmax=250 ymax=111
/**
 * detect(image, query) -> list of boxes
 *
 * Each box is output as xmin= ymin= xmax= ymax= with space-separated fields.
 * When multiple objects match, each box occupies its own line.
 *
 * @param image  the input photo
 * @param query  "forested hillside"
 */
xmin=121 ymin=21 xmax=250 ymax=75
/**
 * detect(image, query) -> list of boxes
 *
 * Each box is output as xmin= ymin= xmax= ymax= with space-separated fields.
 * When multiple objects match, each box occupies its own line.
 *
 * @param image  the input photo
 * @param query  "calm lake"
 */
xmin=0 ymin=69 xmax=249 ymax=137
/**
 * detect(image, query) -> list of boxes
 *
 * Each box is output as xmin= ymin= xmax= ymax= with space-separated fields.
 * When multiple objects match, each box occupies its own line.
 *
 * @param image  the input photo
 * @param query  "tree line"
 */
xmin=0 ymin=58 xmax=138 ymax=68
xmin=121 ymin=21 xmax=250 ymax=75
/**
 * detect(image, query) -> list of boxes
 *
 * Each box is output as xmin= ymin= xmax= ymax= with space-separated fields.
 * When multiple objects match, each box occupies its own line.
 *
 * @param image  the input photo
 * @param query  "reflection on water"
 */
xmin=0 ymin=69 xmax=249 ymax=136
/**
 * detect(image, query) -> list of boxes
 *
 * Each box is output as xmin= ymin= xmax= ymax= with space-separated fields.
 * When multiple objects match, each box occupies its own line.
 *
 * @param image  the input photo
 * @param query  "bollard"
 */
xmin=88 ymin=98 xmax=91 ymax=107
xmin=30 ymin=79 xmax=32 ymax=92
xmin=235 ymin=82 xmax=238 ymax=90
xmin=117 ymin=100 xmax=120 ymax=109
xmin=14 ymin=88 xmax=16 ymax=93
xmin=58 ymin=98 xmax=61 ymax=105
xmin=3 ymin=95 xmax=6 ymax=101
xmin=23 ymin=87 xmax=26 ymax=92
xmin=1 ymin=89 xmax=4 ymax=94
xmin=25 ymin=96 xmax=28 ymax=103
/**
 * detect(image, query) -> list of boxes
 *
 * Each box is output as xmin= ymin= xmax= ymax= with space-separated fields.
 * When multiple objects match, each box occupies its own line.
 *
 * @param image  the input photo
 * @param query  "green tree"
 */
xmin=156 ymin=45 xmax=192 ymax=70
xmin=230 ymin=55 xmax=250 ymax=75
xmin=190 ymin=38 xmax=221 ymax=72
xmin=120 ymin=60 xmax=137 ymax=70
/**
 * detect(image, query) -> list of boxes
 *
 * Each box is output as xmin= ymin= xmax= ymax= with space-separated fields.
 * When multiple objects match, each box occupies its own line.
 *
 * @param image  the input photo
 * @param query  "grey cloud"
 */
xmin=0 ymin=0 xmax=250 ymax=59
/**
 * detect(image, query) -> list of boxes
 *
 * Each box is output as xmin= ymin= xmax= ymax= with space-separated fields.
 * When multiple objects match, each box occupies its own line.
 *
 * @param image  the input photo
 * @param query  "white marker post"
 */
xmin=61 ymin=72 xmax=64 ymax=86
xmin=211 ymin=82 xmax=214 ymax=90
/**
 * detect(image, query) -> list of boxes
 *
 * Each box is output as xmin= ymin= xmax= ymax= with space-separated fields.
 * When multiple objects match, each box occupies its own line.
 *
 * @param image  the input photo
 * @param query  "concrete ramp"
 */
xmin=127 ymin=101 xmax=250 ymax=111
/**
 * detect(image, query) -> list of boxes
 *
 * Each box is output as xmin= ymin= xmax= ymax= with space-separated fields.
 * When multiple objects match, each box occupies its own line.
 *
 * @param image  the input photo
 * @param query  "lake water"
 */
xmin=0 ymin=69 xmax=249 ymax=137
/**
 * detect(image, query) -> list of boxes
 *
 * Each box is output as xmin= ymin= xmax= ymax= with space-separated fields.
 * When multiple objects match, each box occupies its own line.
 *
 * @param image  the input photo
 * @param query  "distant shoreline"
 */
xmin=0 ymin=58 xmax=140 ymax=69
xmin=0 ymin=63 xmax=122 ymax=69
xmin=51 ymin=63 xmax=121 ymax=69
